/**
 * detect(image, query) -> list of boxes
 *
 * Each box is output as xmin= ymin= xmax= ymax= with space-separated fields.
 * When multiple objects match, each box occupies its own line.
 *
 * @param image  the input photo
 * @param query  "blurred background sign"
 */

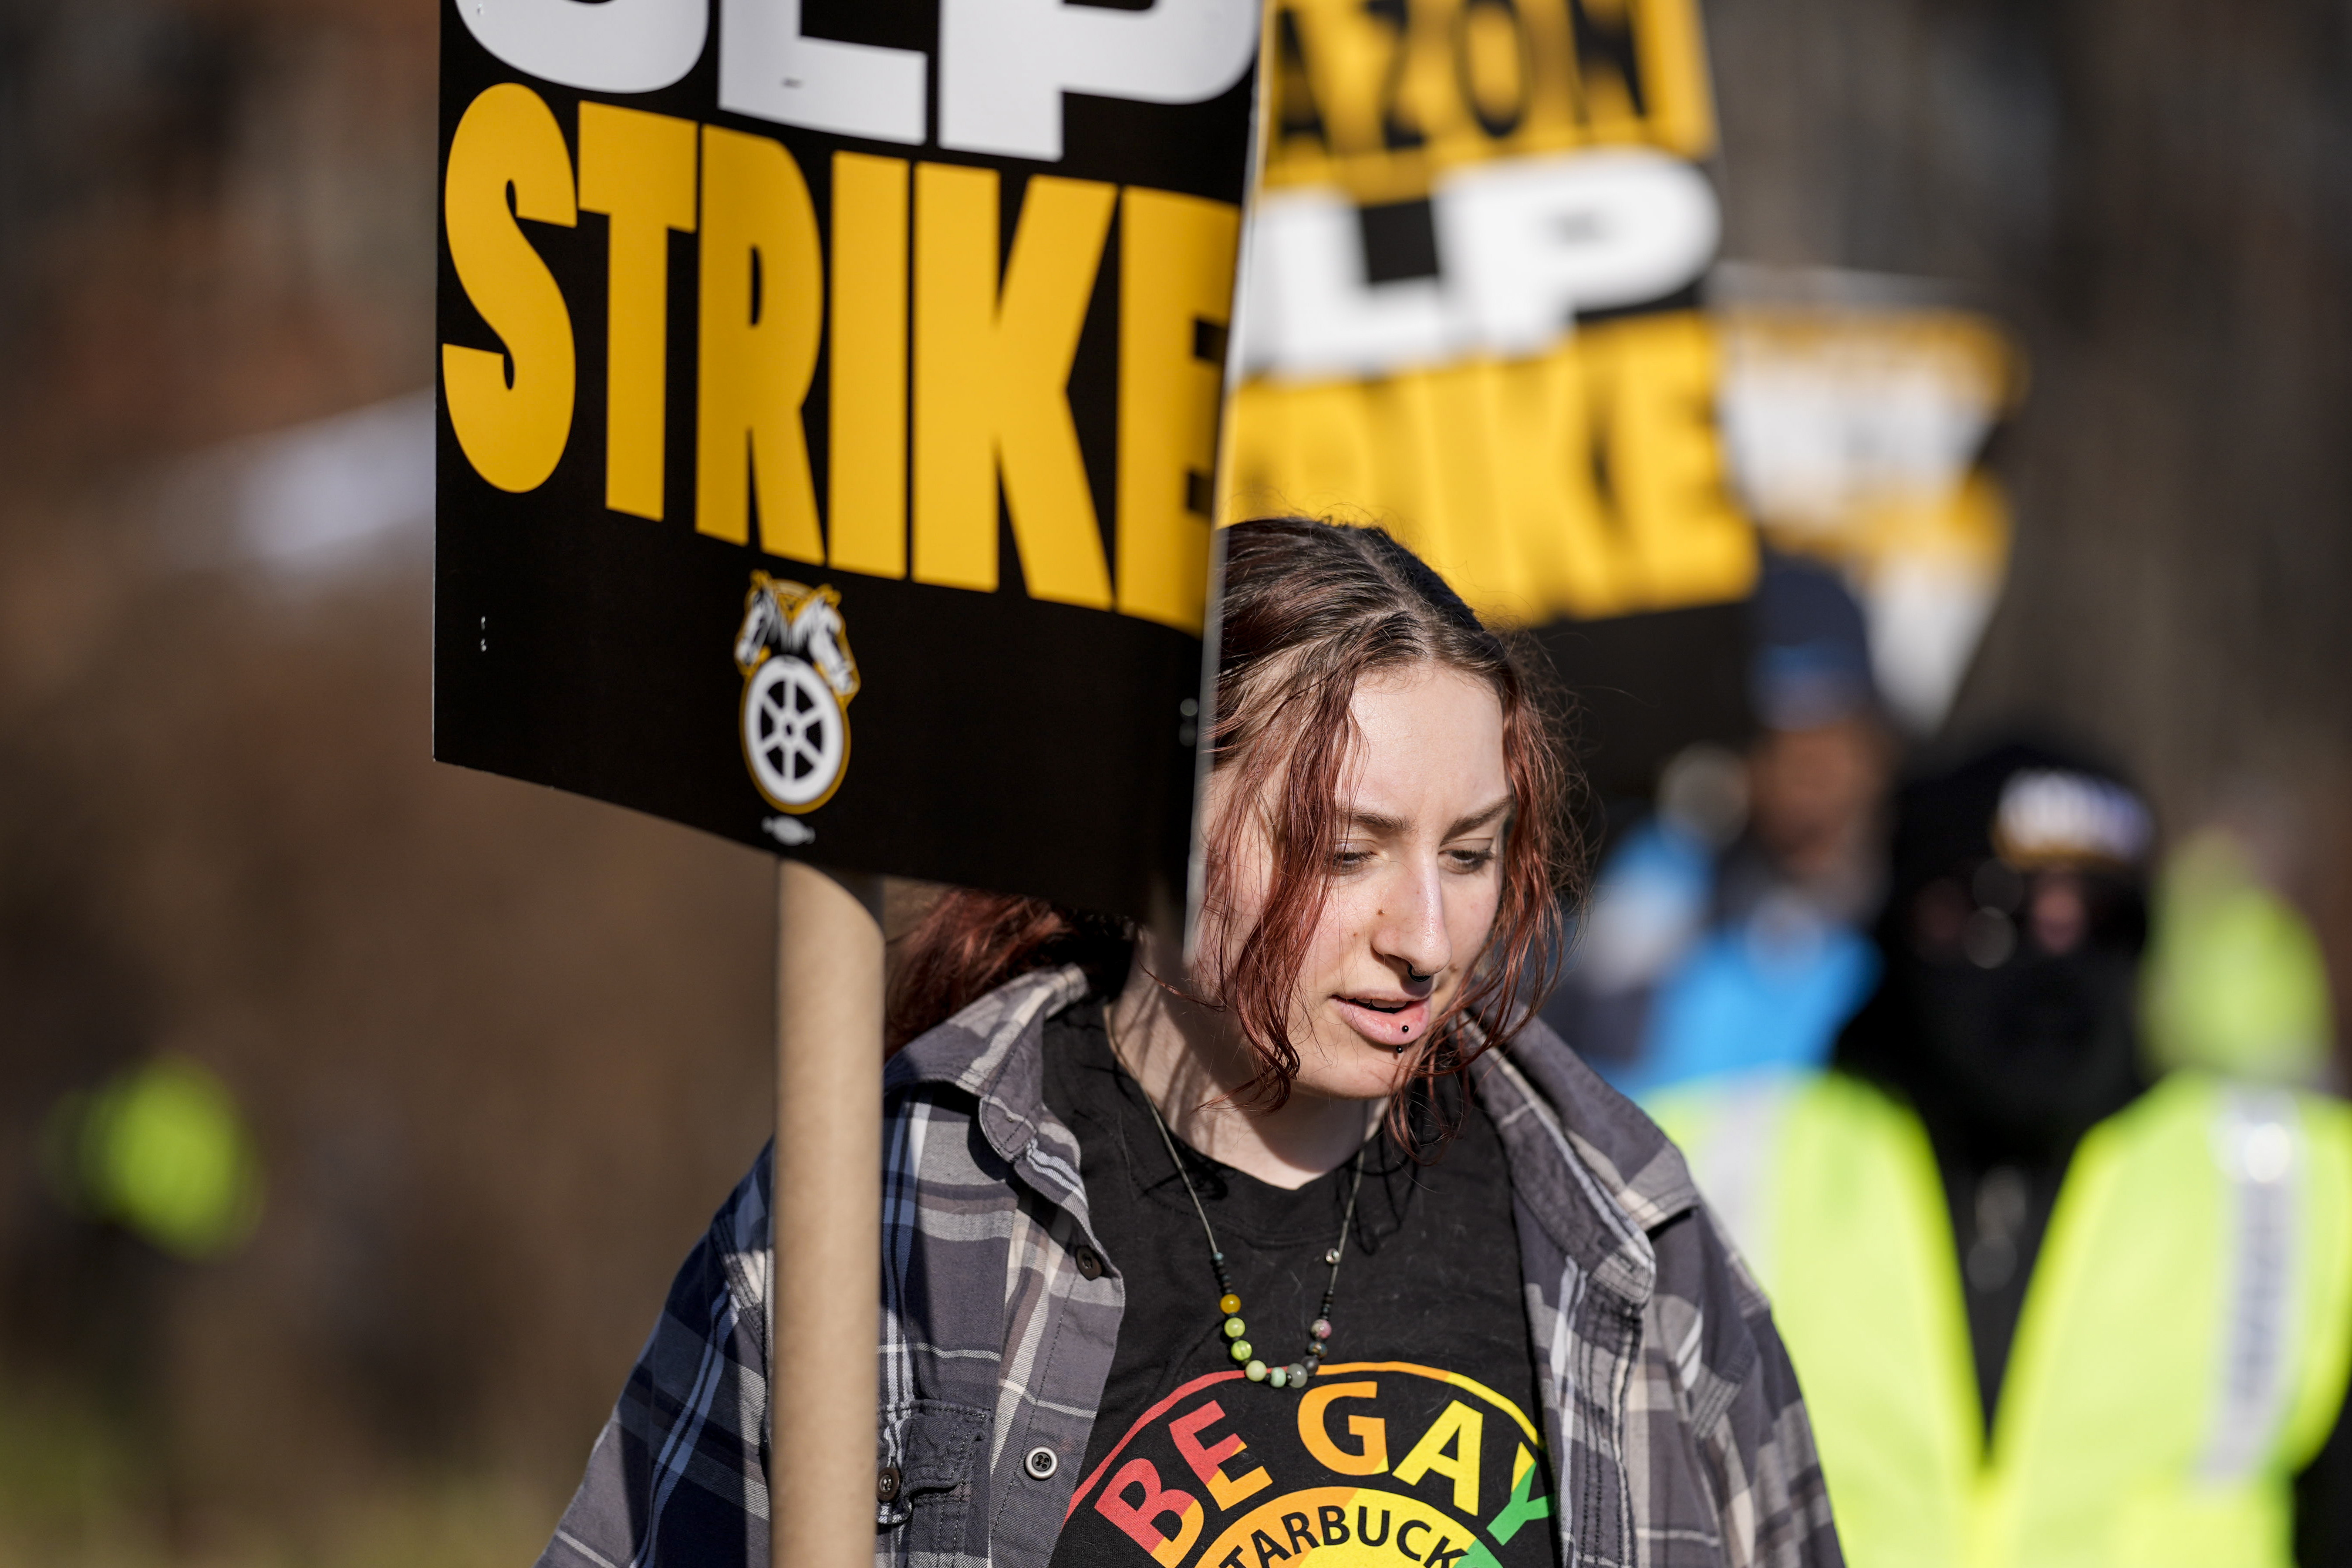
xmin=1218 ymin=0 xmax=2025 ymax=803
xmin=1224 ymin=0 xmax=1752 ymax=799
xmin=433 ymin=0 xmax=1260 ymax=919
xmin=1714 ymin=267 xmax=2023 ymax=737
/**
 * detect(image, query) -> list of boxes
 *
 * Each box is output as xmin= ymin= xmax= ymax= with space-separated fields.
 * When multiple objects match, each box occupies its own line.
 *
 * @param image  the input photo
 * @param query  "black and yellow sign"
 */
xmin=433 ymin=0 xmax=1258 ymax=918
xmin=1225 ymin=0 xmax=1751 ymax=792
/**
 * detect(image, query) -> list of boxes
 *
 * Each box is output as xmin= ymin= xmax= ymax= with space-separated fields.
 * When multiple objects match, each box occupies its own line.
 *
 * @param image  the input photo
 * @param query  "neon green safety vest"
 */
xmin=1650 ymin=1070 xmax=2352 ymax=1568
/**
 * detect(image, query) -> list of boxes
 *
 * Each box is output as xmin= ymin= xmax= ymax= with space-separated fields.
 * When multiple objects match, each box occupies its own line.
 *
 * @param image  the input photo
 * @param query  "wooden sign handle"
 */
xmin=774 ymin=860 xmax=886 ymax=1568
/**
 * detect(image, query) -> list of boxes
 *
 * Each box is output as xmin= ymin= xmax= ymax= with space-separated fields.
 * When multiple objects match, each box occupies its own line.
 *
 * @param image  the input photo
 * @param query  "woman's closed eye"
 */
xmin=1330 ymin=842 xmax=1496 ymax=873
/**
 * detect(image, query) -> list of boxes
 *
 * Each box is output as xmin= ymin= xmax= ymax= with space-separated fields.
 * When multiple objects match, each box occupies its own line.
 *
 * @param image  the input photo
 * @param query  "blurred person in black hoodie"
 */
xmin=1649 ymin=742 xmax=2352 ymax=1568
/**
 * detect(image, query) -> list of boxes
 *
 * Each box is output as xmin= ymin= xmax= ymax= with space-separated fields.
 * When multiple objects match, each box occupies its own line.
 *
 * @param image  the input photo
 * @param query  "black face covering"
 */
xmin=1837 ymin=742 xmax=2153 ymax=1155
xmin=1893 ymin=945 xmax=2143 ymax=1163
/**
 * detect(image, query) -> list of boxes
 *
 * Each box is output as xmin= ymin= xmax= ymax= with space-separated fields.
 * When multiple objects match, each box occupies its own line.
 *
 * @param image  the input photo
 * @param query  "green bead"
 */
xmin=1229 ymin=1340 xmax=1252 ymax=1362
xmin=1245 ymin=1360 xmax=1267 ymax=1382
xmin=1223 ymin=1316 xmax=1245 ymax=1339
xmin=1269 ymin=1366 xmax=1288 ymax=1389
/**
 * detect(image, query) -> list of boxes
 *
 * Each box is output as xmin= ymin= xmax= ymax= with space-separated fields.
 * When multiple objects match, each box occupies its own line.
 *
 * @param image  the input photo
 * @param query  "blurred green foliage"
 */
xmin=45 ymin=1059 xmax=262 ymax=1261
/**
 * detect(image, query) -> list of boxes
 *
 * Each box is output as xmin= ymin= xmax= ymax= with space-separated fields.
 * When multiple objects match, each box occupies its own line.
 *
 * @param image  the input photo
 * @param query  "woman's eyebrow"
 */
xmin=1339 ymin=799 xmax=1513 ymax=838
xmin=1447 ymin=799 xmax=1513 ymax=837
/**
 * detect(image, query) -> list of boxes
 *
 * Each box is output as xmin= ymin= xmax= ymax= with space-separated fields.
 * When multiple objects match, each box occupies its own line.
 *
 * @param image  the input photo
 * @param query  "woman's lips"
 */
xmin=1333 ymin=995 xmax=1432 ymax=1045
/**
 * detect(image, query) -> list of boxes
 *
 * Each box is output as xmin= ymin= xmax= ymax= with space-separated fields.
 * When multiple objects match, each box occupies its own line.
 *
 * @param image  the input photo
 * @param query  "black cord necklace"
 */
xmin=1107 ymin=1008 xmax=1370 ymax=1392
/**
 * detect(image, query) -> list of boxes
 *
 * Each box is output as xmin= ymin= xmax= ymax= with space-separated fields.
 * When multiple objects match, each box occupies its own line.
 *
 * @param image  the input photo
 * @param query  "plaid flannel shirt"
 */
xmin=538 ymin=966 xmax=1842 ymax=1568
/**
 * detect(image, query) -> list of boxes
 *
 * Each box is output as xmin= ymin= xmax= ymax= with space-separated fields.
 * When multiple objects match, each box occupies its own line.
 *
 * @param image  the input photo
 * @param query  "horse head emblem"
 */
xmin=734 ymin=574 xmax=859 ymax=700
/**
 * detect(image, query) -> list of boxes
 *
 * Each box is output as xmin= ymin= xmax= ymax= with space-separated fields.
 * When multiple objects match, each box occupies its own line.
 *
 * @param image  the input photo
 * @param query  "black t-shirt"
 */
xmin=1043 ymin=1000 xmax=1563 ymax=1568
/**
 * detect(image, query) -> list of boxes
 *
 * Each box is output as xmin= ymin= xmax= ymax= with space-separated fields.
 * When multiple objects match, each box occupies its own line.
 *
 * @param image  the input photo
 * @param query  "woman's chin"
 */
xmin=1291 ymin=1038 xmax=1418 ymax=1103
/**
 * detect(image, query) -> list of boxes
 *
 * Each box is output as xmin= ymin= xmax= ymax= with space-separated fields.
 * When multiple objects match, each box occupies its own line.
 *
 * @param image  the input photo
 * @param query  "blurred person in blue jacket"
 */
xmin=1544 ymin=555 xmax=1893 ymax=1100
xmin=1650 ymin=743 xmax=2352 ymax=1568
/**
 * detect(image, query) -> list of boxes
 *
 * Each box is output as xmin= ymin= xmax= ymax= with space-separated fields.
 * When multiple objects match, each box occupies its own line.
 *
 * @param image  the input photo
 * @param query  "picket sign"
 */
xmin=434 ymin=3 xmax=1259 ymax=1564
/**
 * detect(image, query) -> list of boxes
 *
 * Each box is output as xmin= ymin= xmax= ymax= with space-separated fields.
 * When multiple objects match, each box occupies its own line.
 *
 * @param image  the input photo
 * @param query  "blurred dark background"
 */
xmin=0 ymin=0 xmax=2345 ymax=1559
xmin=1707 ymin=0 xmax=2352 ymax=1012
xmin=0 ymin=3 xmax=772 ymax=1557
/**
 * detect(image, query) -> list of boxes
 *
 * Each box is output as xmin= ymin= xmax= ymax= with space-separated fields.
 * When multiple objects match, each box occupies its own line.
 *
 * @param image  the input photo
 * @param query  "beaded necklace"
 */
xmin=1106 ymin=1007 xmax=1370 ymax=1392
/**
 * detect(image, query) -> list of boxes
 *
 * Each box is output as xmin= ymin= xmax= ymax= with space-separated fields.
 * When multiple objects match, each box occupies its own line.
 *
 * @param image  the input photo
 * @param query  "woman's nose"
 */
xmin=1373 ymin=865 xmax=1450 ymax=987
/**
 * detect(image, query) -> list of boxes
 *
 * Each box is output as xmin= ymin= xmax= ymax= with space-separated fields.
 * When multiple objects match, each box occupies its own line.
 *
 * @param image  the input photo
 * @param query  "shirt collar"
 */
xmin=1475 ymin=1015 xmax=1704 ymax=1307
xmin=886 ymin=963 xmax=1094 ymax=1213
xmin=1502 ymin=1015 xmax=1703 ymax=1228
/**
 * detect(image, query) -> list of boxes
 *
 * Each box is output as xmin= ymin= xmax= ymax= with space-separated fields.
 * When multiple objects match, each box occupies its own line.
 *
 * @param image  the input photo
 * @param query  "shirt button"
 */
xmin=876 ymin=1465 xmax=903 ymax=1503
xmin=1073 ymin=1244 xmax=1105 ymax=1280
xmin=1025 ymin=1446 xmax=1060 ymax=1480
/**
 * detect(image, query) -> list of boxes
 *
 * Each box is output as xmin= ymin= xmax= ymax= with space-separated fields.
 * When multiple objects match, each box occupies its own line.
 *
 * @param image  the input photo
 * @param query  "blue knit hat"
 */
xmin=1749 ymin=554 xmax=1878 ymax=730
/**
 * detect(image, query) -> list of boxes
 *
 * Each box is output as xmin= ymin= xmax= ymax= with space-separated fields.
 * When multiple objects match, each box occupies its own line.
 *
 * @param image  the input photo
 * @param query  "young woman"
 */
xmin=537 ymin=518 xmax=1839 ymax=1568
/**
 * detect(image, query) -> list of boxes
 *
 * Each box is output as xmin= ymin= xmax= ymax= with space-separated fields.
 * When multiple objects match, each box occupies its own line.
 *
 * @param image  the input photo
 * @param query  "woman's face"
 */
xmin=1205 ymin=660 xmax=1512 ymax=1103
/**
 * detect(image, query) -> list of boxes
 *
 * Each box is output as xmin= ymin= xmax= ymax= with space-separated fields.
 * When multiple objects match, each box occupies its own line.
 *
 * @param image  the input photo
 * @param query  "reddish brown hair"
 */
xmin=887 ymin=518 xmax=1583 ymax=1115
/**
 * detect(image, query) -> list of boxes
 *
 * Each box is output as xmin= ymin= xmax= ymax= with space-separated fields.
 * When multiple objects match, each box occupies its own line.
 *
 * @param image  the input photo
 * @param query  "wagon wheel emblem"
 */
xmin=742 ymin=655 xmax=848 ymax=811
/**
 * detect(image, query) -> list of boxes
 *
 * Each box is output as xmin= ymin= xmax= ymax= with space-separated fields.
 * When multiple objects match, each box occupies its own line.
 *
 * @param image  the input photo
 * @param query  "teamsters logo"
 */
xmin=734 ymin=573 xmax=860 ymax=815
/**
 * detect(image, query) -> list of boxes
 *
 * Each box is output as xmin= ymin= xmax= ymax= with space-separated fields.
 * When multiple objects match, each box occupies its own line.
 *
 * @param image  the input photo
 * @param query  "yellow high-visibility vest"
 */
xmin=1651 ymin=1071 xmax=2352 ymax=1568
